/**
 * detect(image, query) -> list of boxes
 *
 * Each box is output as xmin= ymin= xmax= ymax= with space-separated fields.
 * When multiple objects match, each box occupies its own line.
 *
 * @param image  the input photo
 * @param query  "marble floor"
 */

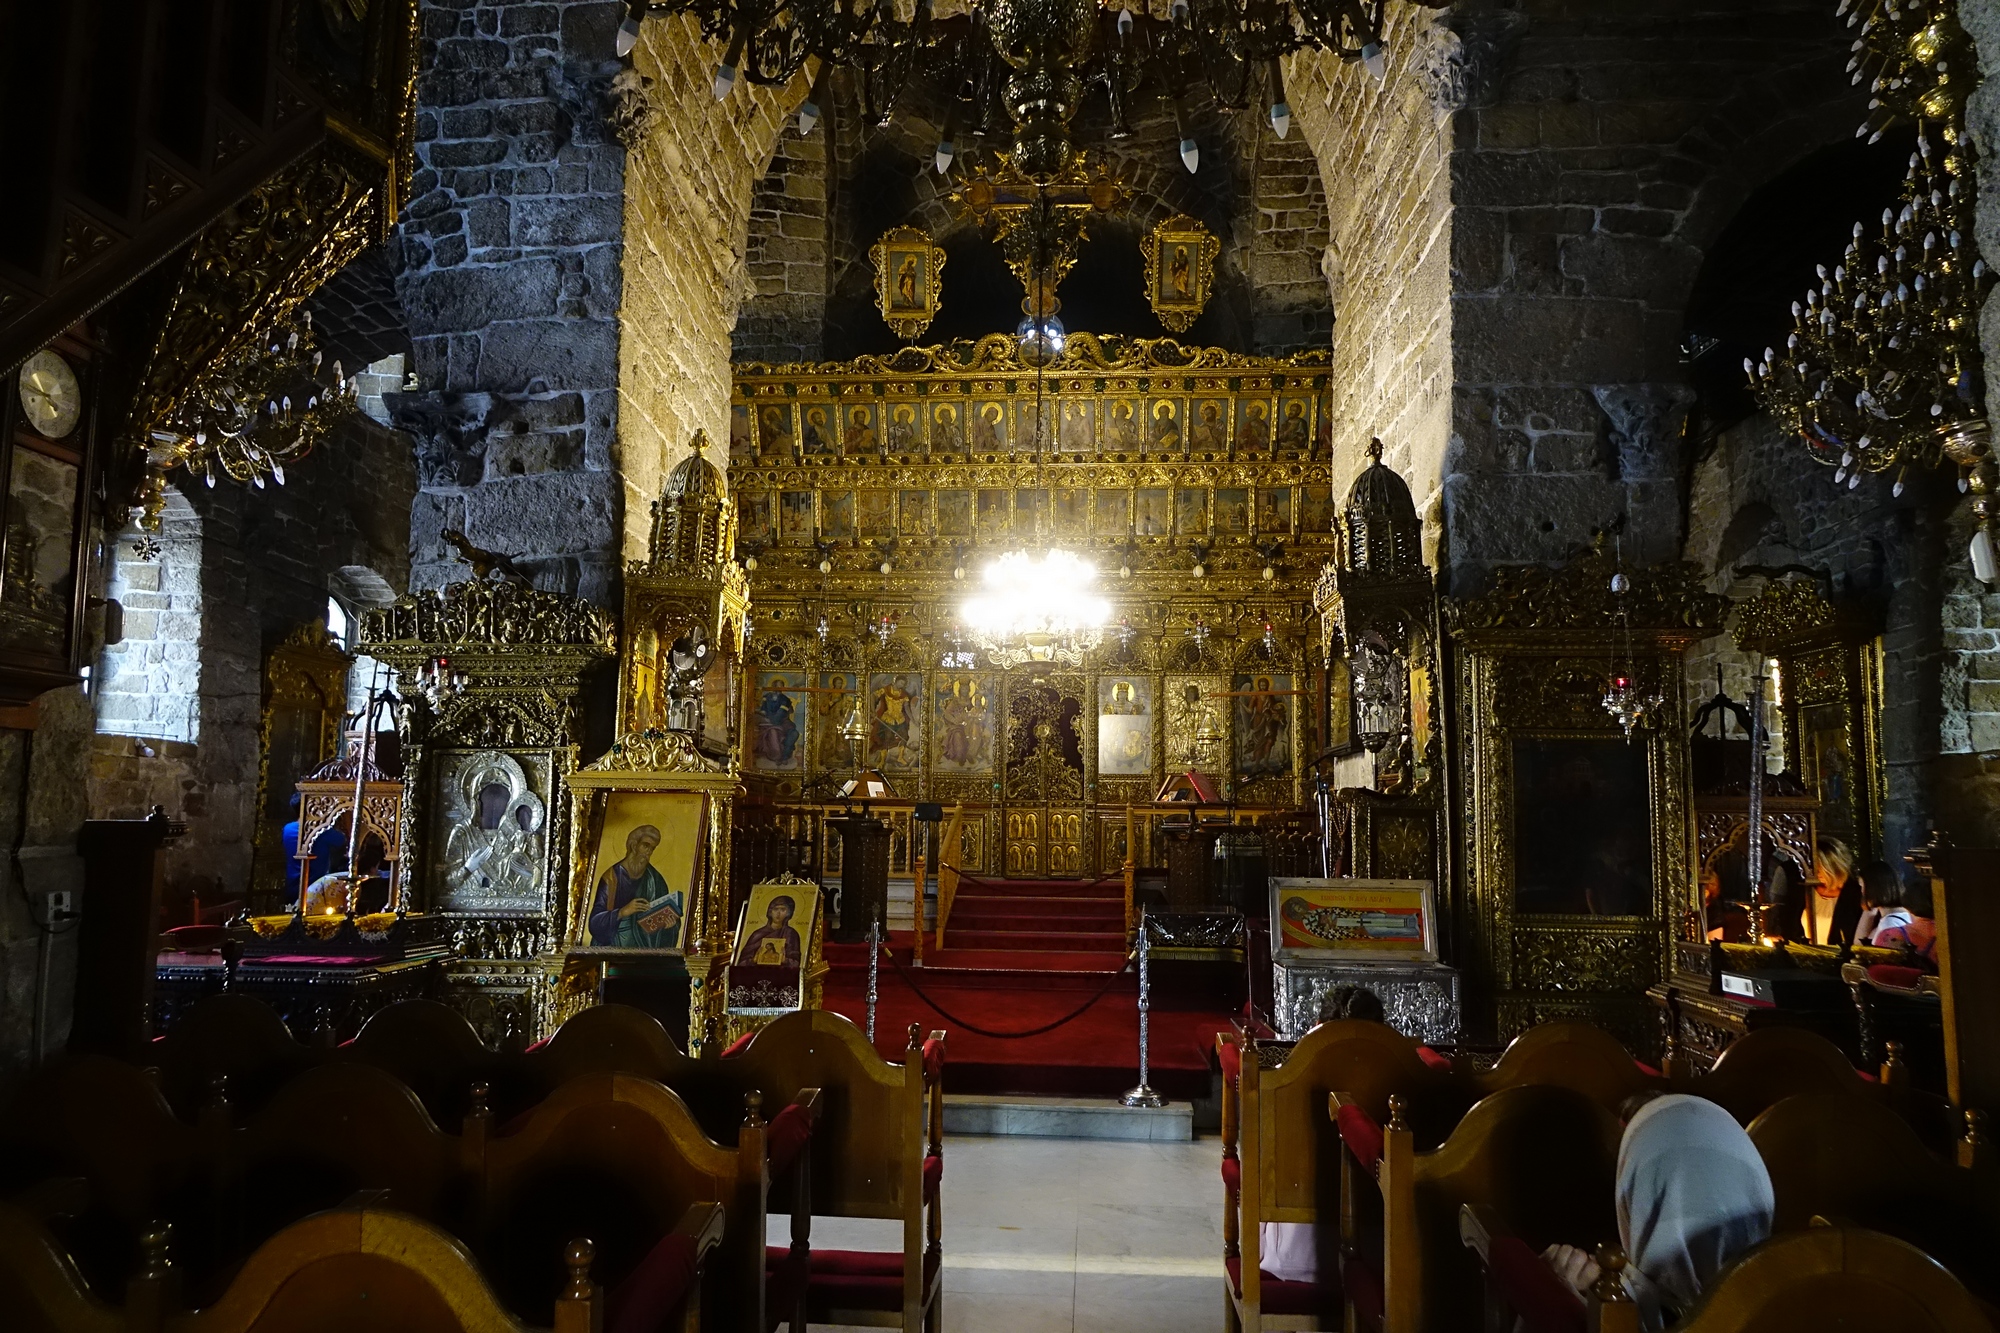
xmin=772 ymin=1132 xmax=1226 ymax=1333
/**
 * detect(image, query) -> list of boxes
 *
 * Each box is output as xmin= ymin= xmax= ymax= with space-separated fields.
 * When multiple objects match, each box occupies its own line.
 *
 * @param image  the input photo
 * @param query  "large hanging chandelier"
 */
xmin=961 ymin=549 xmax=1111 ymax=667
xmin=615 ymin=0 xmax=1391 ymax=182
xmin=1750 ymin=0 xmax=1998 ymax=573
xmin=141 ymin=308 xmax=357 ymax=509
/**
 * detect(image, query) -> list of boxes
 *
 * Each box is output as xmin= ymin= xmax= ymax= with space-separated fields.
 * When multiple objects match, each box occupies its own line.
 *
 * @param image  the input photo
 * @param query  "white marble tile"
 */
xmin=801 ymin=1134 xmax=1226 ymax=1332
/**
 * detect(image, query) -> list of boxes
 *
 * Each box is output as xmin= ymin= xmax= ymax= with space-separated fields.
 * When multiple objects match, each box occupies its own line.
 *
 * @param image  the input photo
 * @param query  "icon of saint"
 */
xmin=737 ymin=894 xmax=803 ymax=967
xmin=588 ymin=824 xmax=683 ymax=949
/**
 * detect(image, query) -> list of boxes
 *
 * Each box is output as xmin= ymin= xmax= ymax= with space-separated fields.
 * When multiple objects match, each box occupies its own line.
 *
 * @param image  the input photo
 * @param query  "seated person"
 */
xmin=301 ymin=835 xmax=392 ymax=916
xmin=1542 ymin=1092 xmax=1774 ymax=1331
xmin=1315 ymin=982 xmax=1385 ymax=1025
xmin=1860 ymin=867 xmax=1938 ymax=966
xmin=282 ymin=807 xmax=351 ymax=912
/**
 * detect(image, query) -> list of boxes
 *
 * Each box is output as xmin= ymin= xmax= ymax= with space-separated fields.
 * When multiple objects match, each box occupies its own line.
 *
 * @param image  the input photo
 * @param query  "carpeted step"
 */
xmin=946 ymin=915 xmax=1125 ymax=941
xmin=949 ymin=877 xmax=1126 ymax=900
xmin=911 ymin=949 xmax=1131 ymax=976
xmin=947 ymin=896 xmax=1126 ymax=926
xmin=947 ymin=927 xmax=1130 ymax=952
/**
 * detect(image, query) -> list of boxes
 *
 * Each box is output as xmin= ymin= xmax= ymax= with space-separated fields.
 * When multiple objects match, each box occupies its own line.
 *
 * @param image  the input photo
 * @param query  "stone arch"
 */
xmin=737 ymin=58 xmax=1334 ymax=360
xmin=615 ymin=15 xmax=809 ymax=558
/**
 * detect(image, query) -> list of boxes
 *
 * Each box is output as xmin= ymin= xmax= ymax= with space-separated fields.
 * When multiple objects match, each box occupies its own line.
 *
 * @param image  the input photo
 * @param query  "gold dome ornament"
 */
xmin=17 ymin=350 xmax=82 ymax=439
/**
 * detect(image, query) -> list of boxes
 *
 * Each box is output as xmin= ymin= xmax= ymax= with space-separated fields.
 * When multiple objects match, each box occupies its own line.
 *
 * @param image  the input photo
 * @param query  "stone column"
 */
xmin=394 ymin=0 xmax=631 ymax=604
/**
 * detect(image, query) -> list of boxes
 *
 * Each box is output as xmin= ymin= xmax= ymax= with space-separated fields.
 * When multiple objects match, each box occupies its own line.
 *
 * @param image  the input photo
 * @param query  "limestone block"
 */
xmin=460 ymin=471 xmax=619 ymax=557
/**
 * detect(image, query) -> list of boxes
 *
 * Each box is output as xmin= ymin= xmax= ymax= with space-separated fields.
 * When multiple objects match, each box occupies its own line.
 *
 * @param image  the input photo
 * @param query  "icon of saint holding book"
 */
xmin=588 ymin=824 xmax=683 ymax=949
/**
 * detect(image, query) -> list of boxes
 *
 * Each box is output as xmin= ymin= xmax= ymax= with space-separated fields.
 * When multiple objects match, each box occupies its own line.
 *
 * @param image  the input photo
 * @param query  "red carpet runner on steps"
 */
xmin=820 ymin=876 xmax=1240 ymax=1099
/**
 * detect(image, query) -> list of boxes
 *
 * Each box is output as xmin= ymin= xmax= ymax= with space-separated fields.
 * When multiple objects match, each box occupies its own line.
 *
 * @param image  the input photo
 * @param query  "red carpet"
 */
xmin=820 ymin=914 xmax=1239 ymax=1099
xmin=937 ymin=875 xmax=1128 ymax=963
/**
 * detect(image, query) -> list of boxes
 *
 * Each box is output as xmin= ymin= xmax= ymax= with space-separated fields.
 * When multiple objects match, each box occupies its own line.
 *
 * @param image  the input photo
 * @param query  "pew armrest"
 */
xmin=1458 ymin=1202 xmax=1494 ymax=1265
xmin=673 ymin=1200 xmax=727 ymax=1259
xmin=1329 ymin=1093 xmax=1384 ymax=1177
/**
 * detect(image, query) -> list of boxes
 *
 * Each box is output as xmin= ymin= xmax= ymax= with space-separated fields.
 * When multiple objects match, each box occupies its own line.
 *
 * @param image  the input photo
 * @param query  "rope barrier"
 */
xmin=877 ymin=944 xmax=1135 ymax=1039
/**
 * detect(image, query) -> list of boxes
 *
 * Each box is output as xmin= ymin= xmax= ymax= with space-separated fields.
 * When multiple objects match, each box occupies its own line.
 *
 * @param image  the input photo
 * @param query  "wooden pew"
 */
xmin=1746 ymin=1091 xmax=2000 ymax=1308
xmin=224 ymin=1062 xmax=461 ymax=1295
xmin=1218 ymin=1021 xmax=1465 ymax=1330
xmin=2 ymin=1053 xmax=802 ymax=1332
xmin=1465 ymin=1021 xmax=1663 ymax=1110
xmin=0 ymin=1057 xmax=218 ymax=1300
xmin=148 ymin=993 xmax=313 ymax=1122
xmin=0 ymin=1199 xmax=122 ymax=1333
xmin=1335 ymin=1084 xmax=1623 ymax=1333
xmin=473 ymin=1073 xmax=789 ymax=1333
xmin=0 ymin=1198 xmax=722 ymax=1333
xmin=1586 ymin=1227 xmax=1991 ymax=1333
xmin=724 ymin=1012 xmax=945 ymax=1333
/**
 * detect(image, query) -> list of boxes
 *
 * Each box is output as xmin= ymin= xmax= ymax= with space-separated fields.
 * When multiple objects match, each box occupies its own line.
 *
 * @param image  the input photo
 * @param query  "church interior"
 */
xmin=5 ymin=0 xmax=2000 ymax=1328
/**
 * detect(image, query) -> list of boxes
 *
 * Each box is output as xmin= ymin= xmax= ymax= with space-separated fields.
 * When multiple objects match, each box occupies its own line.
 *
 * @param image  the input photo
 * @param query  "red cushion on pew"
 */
xmin=1633 ymin=1060 xmax=1661 ymax=1077
xmin=1868 ymin=963 xmax=1927 ymax=991
xmin=1218 ymin=1040 xmax=1242 ymax=1083
xmin=721 ymin=1031 xmax=756 ymax=1058
xmin=922 ymin=1037 xmax=945 ymax=1083
xmin=767 ymin=1102 xmax=814 ymax=1177
xmin=1224 ymin=1254 xmax=1340 ymax=1317
xmin=606 ymin=1232 xmax=699 ymax=1333
xmin=1343 ymin=1254 xmax=1385 ymax=1330
xmin=1485 ymin=1233 xmax=1586 ymax=1333
xmin=1415 ymin=1045 xmax=1451 ymax=1072
xmin=1336 ymin=1103 xmax=1384 ymax=1174
xmin=1221 ymin=1156 xmax=1240 ymax=1193
xmin=768 ymin=1247 xmax=941 ymax=1312
xmin=923 ymin=1153 xmax=942 ymax=1205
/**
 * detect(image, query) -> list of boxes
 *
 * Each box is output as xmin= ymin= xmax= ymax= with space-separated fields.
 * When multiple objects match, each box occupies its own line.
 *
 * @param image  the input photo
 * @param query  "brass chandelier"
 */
xmin=143 ymin=309 xmax=358 ymax=499
xmin=1750 ymin=0 xmax=1996 ymax=572
xmin=616 ymin=0 xmax=1393 ymax=181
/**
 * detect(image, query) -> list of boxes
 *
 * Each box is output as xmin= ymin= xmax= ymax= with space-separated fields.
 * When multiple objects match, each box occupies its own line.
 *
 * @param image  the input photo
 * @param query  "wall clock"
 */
xmin=17 ymin=350 xmax=82 ymax=440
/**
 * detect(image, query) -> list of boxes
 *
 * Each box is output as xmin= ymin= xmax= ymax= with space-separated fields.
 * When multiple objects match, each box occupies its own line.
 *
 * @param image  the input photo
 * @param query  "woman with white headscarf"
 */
xmin=1543 ymin=1093 xmax=1775 ymax=1331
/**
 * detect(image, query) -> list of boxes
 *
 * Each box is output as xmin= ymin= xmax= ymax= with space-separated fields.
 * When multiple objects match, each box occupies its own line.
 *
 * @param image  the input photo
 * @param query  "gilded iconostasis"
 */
xmin=721 ymin=335 xmax=1341 ymax=878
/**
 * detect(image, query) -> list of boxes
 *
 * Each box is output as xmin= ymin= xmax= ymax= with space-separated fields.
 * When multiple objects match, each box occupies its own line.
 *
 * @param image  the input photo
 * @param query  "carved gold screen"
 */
xmin=1449 ymin=549 xmax=1727 ymax=1050
xmin=731 ymin=336 xmax=1337 ymax=876
xmin=1734 ymin=580 xmax=1886 ymax=863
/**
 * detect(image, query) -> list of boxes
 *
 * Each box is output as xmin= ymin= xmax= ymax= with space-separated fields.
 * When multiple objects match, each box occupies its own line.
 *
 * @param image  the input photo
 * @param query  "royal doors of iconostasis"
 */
xmin=1001 ymin=674 xmax=1087 ymax=877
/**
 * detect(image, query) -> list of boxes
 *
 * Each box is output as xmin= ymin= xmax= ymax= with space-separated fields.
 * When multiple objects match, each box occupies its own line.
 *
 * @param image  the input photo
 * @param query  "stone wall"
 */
xmin=0 ymin=686 xmax=91 ymax=1088
xmin=88 ymin=414 xmax=415 ymax=908
xmin=615 ymin=15 xmax=802 ymax=554
xmin=1288 ymin=5 xmax=1456 ymax=556
xmin=394 ymin=1 xmax=801 ymax=591
xmin=1436 ymin=0 xmax=1862 ymax=591
xmin=1946 ymin=0 xmax=2000 ymax=842
xmin=394 ymin=0 xmax=631 ymax=601
xmin=734 ymin=123 xmax=832 ymax=363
